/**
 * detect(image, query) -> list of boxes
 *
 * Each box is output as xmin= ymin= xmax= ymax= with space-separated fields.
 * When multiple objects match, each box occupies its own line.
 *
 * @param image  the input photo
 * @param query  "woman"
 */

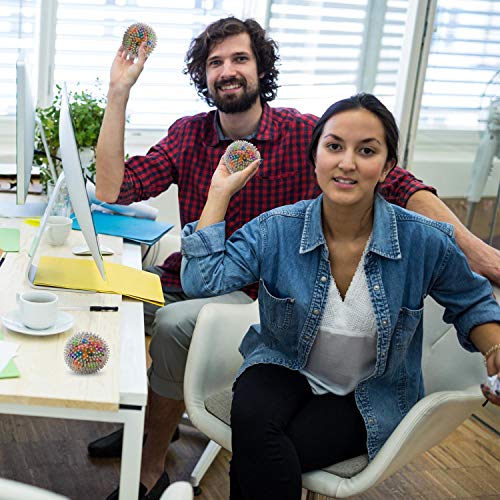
xmin=180 ymin=93 xmax=500 ymax=500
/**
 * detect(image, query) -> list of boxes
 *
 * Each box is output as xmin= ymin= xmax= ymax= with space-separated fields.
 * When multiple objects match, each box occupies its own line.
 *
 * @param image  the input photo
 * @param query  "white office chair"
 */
xmin=183 ymin=297 xmax=486 ymax=498
xmin=0 ymin=477 xmax=69 ymax=500
xmin=143 ymin=234 xmax=223 ymax=494
xmin=160 ymin=481 xmax=194 ymax=500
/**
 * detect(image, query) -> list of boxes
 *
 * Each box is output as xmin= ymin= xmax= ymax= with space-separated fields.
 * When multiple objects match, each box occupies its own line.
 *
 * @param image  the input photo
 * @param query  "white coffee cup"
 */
xmin=17 ymin=291 xmax=59 ymax=330
xmin=46 ymin=215 xmax=72 ymax=246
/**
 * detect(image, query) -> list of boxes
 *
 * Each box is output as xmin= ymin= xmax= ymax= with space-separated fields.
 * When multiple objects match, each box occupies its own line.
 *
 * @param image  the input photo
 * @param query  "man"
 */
xmin=94 ymin=17 xmax=500 ymax=499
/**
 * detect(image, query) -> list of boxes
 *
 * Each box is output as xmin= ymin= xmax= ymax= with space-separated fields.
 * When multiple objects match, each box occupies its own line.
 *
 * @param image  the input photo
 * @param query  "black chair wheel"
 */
xmin=193 ymin=485 xmax=202 ymax=496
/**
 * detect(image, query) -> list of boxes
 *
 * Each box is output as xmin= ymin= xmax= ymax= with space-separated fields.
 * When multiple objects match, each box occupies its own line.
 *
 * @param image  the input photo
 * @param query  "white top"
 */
xmin=301 ymin=242 xmax=377 ymax=396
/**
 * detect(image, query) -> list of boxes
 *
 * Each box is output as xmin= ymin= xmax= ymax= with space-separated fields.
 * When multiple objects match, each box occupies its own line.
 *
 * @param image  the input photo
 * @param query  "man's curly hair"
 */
xmin=184 ymin=17 xmax=280 ymax=106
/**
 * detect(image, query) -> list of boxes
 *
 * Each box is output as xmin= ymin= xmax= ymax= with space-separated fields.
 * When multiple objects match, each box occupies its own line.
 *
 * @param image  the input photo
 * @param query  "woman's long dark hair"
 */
xmin=307 ymin=93 xmax=399 ymax=168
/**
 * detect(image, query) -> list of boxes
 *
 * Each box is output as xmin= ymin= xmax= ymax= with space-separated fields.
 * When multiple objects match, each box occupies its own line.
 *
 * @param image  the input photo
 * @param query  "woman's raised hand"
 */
xmin=209 ymin=157 xmax=260 ymax=199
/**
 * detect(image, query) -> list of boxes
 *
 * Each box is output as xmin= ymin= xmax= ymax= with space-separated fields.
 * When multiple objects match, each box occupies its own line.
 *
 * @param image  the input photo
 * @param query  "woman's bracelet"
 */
xmin=483 ymin=343 xmax=500 ymax=365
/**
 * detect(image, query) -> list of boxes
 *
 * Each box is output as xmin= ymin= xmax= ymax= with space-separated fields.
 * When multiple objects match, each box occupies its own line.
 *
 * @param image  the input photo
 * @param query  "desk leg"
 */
xmin=119 ymin=407 xmax=146 ymax=500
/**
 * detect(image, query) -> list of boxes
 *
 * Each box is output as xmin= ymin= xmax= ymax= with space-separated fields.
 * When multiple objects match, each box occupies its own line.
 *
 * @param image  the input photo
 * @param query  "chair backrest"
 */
xmin=0 ymin=478 xmax=69 ymax=500
xmin=421 ymin=296 xmax=484 ymax=394
xmin=160 ymin=481 xmax=194 ymax=500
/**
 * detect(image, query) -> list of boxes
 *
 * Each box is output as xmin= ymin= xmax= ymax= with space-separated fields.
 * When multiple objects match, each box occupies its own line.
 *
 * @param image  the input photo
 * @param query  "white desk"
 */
xmin=0 ymin=214 xmax=148 ymax=499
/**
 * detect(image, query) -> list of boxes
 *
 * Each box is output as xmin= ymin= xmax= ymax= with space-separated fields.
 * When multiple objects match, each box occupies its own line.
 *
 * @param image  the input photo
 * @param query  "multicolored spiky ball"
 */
xmin=122 ymin=22 xmax=157 ymax=57
xmin=64 ymin=331 xmax=109 ymax=374
xmin=223 ymin=140 xmax=261 ymax=174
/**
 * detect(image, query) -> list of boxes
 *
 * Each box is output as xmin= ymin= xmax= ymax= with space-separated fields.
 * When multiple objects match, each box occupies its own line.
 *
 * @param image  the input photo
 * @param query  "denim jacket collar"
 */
xmin=300 ymin=194 xmax=402 ymax=260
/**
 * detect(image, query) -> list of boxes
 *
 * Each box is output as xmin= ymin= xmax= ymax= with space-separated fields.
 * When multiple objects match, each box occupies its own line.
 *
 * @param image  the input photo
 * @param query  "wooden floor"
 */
xmin=0 ymin=414 xmax=498 ymax=499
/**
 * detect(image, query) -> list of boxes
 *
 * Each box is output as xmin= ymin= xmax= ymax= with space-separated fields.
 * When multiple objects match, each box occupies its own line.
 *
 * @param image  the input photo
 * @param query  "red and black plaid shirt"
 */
xmin=117 ymin=104 xmax=436 ymax=299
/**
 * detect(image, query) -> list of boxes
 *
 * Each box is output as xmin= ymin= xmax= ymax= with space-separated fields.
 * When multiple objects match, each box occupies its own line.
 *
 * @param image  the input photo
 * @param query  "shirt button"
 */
xmin=373 ymin=285 xmax=380 ymax=291
xmin=382 ymin=320 xmax=388 ymax=326
xmin=320 ymin=276 xmax=327 ymax=283
xmin=381 ymin=352 xmax=386 ymax=358
xmin=313 ymin=309 xmax=320 ymax=315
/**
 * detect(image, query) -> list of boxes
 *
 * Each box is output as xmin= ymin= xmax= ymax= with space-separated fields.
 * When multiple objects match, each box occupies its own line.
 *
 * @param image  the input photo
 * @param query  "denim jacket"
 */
xmin=181 ymin=194 xmax=500 ymax=459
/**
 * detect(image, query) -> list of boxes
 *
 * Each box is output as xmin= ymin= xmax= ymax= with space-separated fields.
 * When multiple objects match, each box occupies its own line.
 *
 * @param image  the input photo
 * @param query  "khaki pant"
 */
xmin=145 ymin=266 xmax=253 ymax=400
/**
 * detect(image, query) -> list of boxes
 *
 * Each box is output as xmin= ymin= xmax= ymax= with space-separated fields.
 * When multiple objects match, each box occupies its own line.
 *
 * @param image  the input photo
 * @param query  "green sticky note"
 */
xmin=0 ymin=228 xmax=20 ymax=252
xmin=0 ymin=359 xmax=20 ymax=378
xmin=0 ymin=331 xmax=20 ymax=379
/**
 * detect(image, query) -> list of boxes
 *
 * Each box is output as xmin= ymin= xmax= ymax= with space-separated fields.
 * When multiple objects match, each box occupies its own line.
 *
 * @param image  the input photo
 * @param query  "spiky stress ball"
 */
xmin=122 ymin=22 xmax=157 ymax=57
xmin=223 ymin=140 xmax=261 ymax=174
xmin=64 ymin=331 xmax=109 ymax=374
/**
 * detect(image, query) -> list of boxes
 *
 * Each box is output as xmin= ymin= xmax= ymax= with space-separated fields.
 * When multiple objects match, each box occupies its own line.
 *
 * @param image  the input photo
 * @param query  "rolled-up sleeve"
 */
xmin=430 ymin=237 xmax=500 ymax=352
xmin=181 ymin=217 xmax=262 ymax=298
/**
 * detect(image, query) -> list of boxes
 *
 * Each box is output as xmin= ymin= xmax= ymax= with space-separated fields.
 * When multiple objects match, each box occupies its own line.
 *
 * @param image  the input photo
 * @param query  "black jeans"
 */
xmin=230 ymin=364 xmax=368 ymax=500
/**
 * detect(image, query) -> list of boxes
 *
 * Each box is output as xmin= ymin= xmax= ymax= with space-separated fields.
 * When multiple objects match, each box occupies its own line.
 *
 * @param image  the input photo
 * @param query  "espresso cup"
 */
xmin=17 ymin=290 xmax=59 ymax=330
xmin=46 ymin=215 xmax=72 ymax=246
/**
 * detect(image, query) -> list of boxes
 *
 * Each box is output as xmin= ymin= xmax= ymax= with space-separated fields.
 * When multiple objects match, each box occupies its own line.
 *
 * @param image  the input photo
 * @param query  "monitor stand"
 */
xmin=25 ymin=172 xmax=95 ymax=293
xmin=0 ymin=200 xmax=47 ymax=217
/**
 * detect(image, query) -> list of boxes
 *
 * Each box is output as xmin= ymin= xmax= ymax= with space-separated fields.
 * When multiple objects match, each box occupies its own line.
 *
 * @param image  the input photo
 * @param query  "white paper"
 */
xmin=0 ymin=340 xmax=20 ymax=373
xmin=86 ymin=182 xmax=159 ymax=220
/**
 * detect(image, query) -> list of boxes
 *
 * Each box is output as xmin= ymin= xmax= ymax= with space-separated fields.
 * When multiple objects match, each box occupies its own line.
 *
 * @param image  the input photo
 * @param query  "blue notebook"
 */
xmin=72 ymin=212 xmax=174 ymax=245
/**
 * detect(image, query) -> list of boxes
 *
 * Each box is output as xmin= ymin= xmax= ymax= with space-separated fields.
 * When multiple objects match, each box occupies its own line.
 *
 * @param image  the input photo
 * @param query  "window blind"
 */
xmin=0 ymin=0 xmax=38 ymax=117
xmin=419 ymin=0 xmax=500 ymax=129
xmin=268 ymin=0 xmax=370 ymax=117
xmin=53 ymin=0 xmax=246 ymax=129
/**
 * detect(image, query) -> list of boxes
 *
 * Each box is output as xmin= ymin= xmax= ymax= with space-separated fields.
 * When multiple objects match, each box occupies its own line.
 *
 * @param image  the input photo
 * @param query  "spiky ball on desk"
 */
xmin=64 ymin=331 xmax=109 ymax=374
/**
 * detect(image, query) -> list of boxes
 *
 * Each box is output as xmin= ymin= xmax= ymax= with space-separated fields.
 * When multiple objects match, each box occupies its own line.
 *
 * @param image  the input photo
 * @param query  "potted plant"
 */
xmin=34 ymin=82 xmax=106 ymax=192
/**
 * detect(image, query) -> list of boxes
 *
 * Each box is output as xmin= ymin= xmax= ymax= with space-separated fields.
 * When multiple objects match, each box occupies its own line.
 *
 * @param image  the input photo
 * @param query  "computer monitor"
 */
xmin=14 ymin=53 xmax=54 ymax=214
xmin=26 ymin=83 xmax=106 ymax=286
xmin=59 ymin=83 xmax=105 ymax=279
xmin=15 ymin=53 xmax=36 ymax=205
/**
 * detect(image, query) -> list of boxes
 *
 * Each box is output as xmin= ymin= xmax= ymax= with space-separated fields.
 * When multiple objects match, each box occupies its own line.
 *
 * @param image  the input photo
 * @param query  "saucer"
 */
xmin=1 ymin=310 xmax=74 ymax=336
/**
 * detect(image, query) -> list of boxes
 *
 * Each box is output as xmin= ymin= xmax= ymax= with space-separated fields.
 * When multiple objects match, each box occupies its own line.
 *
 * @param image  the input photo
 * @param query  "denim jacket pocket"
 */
xmin=393 ymin=306 xmax=424 ymax=352
xmin=258 ymin=279 xmax=295 ymax=332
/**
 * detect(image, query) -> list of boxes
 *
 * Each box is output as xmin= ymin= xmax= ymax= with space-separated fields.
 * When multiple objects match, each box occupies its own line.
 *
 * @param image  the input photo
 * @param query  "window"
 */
xmin=268 ymin=0 xmax=411 ymax=115
xmin=0 ymin=0 xmax=38 ymax=117
xmin=419 ymin=0 xmax=500 ymax=129
xmin=53 ymin=0 xmax=248 ymax=128
xmin=1 ymin=0 xmax=499 ymax=161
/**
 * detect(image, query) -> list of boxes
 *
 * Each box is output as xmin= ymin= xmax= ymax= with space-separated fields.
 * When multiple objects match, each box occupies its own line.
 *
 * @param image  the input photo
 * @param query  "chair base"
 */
xmin=189 ymin=439 xmax=222 ymax=489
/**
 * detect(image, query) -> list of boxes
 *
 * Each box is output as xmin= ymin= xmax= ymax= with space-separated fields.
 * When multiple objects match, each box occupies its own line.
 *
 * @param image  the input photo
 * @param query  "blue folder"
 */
xmin=72 ymin=212 xmax=174 ymax=245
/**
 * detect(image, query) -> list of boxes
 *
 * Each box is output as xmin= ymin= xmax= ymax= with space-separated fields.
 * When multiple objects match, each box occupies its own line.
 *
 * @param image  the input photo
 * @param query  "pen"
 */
xmin=61 ymin=306 xmax=119 ymax=312
xmin=0 ymin=249 xmax=6 ymax=268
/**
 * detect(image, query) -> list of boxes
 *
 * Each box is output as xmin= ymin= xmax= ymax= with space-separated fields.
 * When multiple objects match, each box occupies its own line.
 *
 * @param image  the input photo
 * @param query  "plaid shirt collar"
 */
xmin=207 ymin=102 xmax=278 ymax=146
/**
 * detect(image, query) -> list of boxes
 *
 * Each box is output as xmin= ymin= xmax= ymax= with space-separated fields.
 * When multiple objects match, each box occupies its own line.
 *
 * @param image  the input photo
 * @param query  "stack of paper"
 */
xmin=86 ymin=182 xmax=159 ymax=220
xmin=34 ymin=256 xmax=165 ymax=306
xmin=72 ymin=212 xmax=173 ymax=245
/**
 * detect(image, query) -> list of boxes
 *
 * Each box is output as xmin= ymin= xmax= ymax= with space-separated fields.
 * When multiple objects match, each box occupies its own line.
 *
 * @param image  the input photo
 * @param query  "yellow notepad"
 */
xmin=34 ymin=256 xmax=165 ymax=306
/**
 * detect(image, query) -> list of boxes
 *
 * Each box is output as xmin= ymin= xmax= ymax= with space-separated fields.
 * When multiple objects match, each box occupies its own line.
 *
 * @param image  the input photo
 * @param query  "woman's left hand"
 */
xmin=481 ymin=350 xmax=500 ymax=405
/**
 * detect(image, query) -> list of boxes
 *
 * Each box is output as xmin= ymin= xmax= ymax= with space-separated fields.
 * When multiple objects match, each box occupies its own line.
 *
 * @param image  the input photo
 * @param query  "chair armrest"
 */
xmin=185 ymin=301 xmax=259 ymax=400
xmin=184 ymin=301 xmax=259 ymax=449
xmin=302 ymin=387 xmax=484 ymax=498
xmin=142 ymin=233 xmax=181 ymax=268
